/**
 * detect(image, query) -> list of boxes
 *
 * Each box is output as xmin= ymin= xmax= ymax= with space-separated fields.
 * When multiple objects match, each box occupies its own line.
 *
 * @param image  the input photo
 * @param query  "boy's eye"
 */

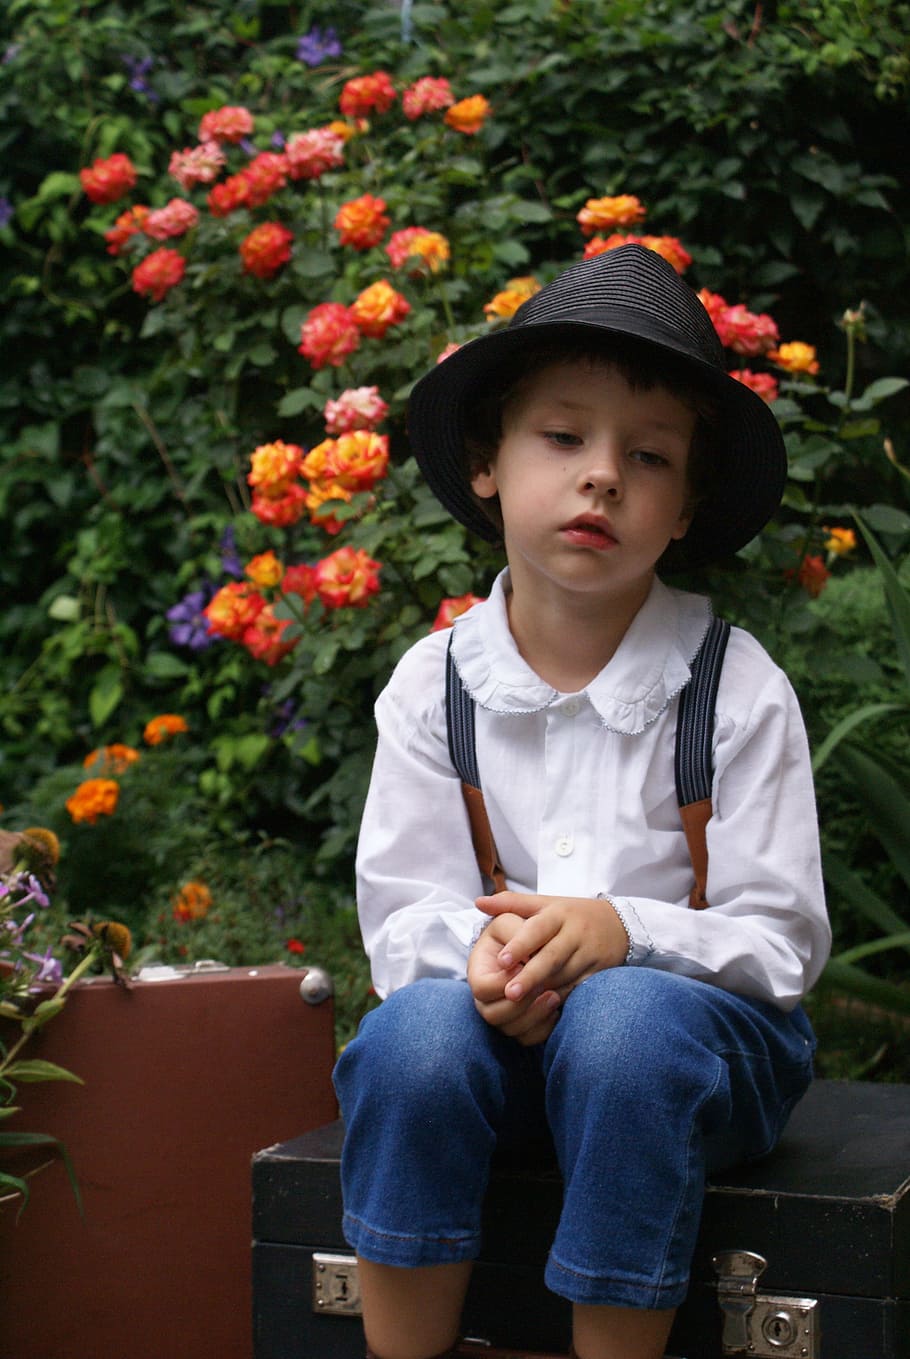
xmin=631 ymin=448 xmax=669 ymax=467
xmin=544 ymin=430 xmax=582 ymax=448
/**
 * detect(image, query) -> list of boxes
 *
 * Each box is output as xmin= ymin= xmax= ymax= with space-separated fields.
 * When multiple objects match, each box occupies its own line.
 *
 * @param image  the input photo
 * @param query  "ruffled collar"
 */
xmin=449 ymin=569 xmax=712 ymax=735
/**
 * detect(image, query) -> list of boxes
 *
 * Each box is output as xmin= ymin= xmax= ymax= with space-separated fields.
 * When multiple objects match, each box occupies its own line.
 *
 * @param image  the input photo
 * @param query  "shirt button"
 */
xmin=555 ymin=834 xmax=574 ymax=857
xmin=562 ymin=699 xmax=579 ymax=717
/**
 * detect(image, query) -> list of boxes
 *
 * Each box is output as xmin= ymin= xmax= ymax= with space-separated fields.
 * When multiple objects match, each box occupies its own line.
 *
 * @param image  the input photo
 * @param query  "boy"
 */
xmin=333 ymin=245 xmax=831 ymax=1359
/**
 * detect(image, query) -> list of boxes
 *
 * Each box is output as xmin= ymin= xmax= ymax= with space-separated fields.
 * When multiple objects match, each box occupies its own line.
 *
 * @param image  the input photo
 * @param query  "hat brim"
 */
xmin=408 ymin=318 xmax=787 ymax=568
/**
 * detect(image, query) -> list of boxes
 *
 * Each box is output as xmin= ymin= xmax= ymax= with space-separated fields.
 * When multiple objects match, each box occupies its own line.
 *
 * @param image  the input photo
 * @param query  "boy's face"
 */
xmin=470 ymin=359 xmax=695 ymax=612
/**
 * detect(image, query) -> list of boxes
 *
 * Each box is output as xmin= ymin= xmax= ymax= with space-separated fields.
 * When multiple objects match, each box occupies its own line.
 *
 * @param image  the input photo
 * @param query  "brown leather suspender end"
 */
xmin=461 ymin=781 xmax=508 ymax=895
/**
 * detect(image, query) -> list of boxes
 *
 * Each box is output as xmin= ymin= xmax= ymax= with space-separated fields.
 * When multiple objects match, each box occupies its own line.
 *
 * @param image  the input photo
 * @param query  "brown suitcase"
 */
xmin=1 ymin=961 xmax=338 ymax=1359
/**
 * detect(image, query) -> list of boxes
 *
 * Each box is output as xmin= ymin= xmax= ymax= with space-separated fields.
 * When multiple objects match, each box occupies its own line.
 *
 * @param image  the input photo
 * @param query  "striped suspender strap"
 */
xmin=674 ymin=614 xmax=731 ymax=909
xmin=446 ymin=616 xmax=731 ymax=907
xmin=445 ymin=635 xmax=507 ymax=894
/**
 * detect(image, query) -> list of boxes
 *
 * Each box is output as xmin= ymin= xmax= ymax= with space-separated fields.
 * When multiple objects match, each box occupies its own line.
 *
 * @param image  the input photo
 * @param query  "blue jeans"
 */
xmin=333 ymin=969 xmax=815 ymax=1310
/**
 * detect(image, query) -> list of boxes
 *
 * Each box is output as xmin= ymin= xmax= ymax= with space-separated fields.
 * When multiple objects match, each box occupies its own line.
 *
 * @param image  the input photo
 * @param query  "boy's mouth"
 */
xmin=561 ymin=515 xmax=618 ymax=549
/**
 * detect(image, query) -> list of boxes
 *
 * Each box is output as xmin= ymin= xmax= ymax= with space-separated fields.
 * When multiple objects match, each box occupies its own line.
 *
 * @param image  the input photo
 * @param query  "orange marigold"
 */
xmin=576 ymin=195 xmax=646 ymax=236
xmin=83 ymin=743 xmax=141 ymax=774
xmin=444 ymin=95 xmax=491 ymax=135
xmin=66 ymin=778 xmax=120 ymax=825
xmin=143 ymin=713 xmax=189 ymax=745
xmin=172 ymin=880 xmax=213 ymax=923
xmin=351 ymin=280 xmax=411 ymax=338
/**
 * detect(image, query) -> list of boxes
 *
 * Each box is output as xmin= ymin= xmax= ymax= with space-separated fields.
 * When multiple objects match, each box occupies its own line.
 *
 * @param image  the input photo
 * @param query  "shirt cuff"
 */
xmin=597 ymin=892 xmax=654 ymax=966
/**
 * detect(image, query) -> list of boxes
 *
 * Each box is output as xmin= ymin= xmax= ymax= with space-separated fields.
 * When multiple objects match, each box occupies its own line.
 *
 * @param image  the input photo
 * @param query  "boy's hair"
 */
xmin=462 ymin=333 xmax=717 ymax=556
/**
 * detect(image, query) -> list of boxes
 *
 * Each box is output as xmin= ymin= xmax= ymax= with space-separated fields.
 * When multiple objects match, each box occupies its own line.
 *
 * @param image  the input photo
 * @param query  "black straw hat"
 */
xmin=407 ymin=244 xmax=787 ymax=567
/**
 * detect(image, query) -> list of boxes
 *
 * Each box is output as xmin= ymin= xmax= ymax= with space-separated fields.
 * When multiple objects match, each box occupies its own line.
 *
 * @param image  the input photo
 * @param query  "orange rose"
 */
xmin=576 ymin=195 xmax=646 ymax=236
xmin=484 ymin=276 xmax=541 ymax=322
xmin=444 ymin=95 xmax=491 ymax=135
xmin=334 ymin=194 xmax=390 ymax=250
xmin=314 ymin=546 xmax=382 ymax=608
xmin=245 ymin=551 xmax=285 ymax=588
xmin=351 ymin=280 xmax=411 ymax=338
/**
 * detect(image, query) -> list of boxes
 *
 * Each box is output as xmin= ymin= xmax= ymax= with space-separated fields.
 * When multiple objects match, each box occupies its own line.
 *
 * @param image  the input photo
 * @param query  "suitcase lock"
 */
xmin=713 ymin=1250 xmax=819 ymax=1357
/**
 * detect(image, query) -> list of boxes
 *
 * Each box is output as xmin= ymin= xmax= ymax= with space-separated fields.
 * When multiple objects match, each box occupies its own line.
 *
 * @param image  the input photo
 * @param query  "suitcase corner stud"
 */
xmin=713 ymin=1249 xmax=819 ymax=1358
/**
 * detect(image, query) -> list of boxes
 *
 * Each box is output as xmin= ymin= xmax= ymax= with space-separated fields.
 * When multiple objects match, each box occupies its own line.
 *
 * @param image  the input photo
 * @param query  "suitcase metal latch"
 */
xmin=713 ymin=1250 xmax=819 ymax=1357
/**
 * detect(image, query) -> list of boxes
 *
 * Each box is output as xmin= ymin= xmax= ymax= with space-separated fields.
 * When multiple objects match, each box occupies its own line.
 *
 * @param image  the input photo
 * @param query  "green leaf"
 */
xmin=816 ymin=958 xmax=910 ymax=1015
xmin=839 ymin=744 xmax=910 ymax=891
xmin=3 ymin=1060 xmax=84 ymax=1084
xmin=822 ymin=848 xmax=909 ymax=938
xmin=144 ymin=652 xmax=191 ymax=680
xmin=277 ymin=387 xmax=323 ymax=417
xmin=811 ymin=702 xmax=904 ymax=772
xmin=89 ymin=666 xmax=124 ymax=729
xmin=861 ymin=504 xmax=910 ymax=536
xmin=859 ymin=376 xmax=908 ymax=404
xmin=47 ymin=594 xmax=80 ymax=622
xmin=854 ymin=512 xmax=910 ymax=686
xmin=836 ymin=930 xmax=910 ymax=966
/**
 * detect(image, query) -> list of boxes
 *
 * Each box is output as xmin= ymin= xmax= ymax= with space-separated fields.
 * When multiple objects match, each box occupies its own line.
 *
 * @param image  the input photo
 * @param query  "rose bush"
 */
xmin=1 ymin=0 xmax=909 ymax=1069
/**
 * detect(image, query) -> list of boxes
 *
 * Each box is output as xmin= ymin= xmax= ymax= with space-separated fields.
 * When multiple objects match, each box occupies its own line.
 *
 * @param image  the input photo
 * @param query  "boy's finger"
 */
xmin=476 ymin=891 xmax=544 ymax=919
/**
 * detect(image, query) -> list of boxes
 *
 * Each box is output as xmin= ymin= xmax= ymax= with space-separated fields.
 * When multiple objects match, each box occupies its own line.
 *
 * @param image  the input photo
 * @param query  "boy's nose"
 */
xmin=580 ymin=449 xmax=622 ymax=499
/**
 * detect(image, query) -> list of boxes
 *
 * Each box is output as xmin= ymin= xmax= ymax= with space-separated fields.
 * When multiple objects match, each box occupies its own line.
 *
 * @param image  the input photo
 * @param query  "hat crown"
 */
xmin=509 ymin=244 xmax=725 ymax=372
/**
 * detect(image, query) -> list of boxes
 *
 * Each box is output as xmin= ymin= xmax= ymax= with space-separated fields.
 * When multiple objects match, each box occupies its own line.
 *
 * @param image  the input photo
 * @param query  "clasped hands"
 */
xmin=466 ymin=891 xmax=630 ymax=1045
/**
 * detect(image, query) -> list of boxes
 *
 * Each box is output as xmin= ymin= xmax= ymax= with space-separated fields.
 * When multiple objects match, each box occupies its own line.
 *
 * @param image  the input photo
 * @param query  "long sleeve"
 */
xmin=355 ymin=576 xmax=830 ymax=1010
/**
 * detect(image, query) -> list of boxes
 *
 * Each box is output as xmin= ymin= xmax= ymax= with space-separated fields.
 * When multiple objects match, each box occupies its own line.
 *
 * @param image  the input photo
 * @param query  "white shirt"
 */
xmin=356 ymin=570 xmax=830 ymax=1011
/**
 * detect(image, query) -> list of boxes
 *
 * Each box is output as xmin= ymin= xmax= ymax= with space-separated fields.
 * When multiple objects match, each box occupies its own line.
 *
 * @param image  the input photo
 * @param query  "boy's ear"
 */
xmin=470 ymin=463 xmax=498 ymax=499
xmin=670 ymin=504 xmax=694 ymax=541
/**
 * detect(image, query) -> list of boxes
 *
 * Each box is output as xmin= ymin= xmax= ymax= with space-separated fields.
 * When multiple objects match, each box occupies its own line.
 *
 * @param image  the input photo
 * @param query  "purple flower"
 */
xmin=121 ymin=54 xmax=159 ymax=103
xmin=167 ymin=588 xmax=216 ymax=651
xmin=220 ymin=525 xmax=244 ymax=578
xmin=24 ymin=947 xmax=64 ymax=988
xmin=0 ymin=197 xmax=13 ymax=229
xmin=296 ymin=26 xmax=342 ymax=67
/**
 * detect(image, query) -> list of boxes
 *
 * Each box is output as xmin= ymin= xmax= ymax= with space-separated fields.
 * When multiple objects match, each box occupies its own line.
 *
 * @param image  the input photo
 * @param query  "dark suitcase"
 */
xmin=1 ymin=961 xmax=338 ymax=1359
xmin=251 ymin=1079 xmax=910 ymax=1359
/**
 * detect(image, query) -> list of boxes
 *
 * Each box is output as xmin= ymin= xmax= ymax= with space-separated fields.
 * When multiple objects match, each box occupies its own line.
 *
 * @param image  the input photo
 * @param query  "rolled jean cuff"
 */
xmin=545 ymin=1251 xmax=689 ymax=1310
xmin=342 ymin=1210 xmax=480 ymax=1268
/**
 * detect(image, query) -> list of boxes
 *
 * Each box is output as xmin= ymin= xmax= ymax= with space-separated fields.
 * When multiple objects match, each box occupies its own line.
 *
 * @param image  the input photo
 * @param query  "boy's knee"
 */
xmin=547 ymin=968 xmax=725 ymax=1093
xmin=335 ymin=979 xmax=488 ymax=1106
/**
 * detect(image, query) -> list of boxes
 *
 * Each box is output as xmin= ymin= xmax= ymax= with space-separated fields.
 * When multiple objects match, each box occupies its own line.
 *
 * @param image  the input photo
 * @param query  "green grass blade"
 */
xmin=817 ymin=957 xmax=910 ymax=1014
xmin=839 ymin=745 xmax=910 ymax=891
xmin=854 ymin=511 xmax=910 ymax=688
xmin=836 ymin=930 xmax=910 ymax=965
xmin=822 ymin=849 xmax=910 ymax=935
xmin=811 ymin=701 xmax=904 ymax=773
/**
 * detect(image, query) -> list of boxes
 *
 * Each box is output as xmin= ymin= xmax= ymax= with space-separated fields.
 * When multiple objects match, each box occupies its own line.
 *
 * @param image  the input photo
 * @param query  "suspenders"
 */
xmin=445 ymin=615 xmax=731 ymax=910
